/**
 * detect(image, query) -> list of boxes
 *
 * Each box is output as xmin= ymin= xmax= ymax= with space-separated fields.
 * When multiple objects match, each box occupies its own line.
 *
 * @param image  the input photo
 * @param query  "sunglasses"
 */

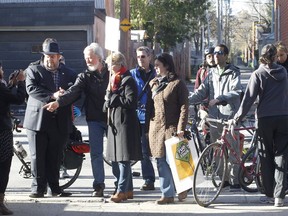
xmin=137 ymin=55 xmax=147 ymax=59
xmin=214 ymin=50 xmax=225 ymax=55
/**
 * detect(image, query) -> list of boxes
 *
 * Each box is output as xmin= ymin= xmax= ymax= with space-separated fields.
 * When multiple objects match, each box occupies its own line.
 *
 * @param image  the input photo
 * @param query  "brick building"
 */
xmin=274 ymin=0 xmax=288 ymax=45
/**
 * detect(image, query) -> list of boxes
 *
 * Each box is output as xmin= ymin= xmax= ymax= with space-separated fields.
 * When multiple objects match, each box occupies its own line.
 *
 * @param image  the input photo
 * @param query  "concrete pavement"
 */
xmin=6 ymin=117 xmax=288 ymax=216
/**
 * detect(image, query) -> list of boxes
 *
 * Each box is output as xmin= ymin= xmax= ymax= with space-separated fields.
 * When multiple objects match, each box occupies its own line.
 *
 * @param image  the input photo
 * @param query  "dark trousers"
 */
xmin=0 ymin=157 xmax=12 ymax=193
xmin=258 ymin=116 xmax=288 ymax=199
xmin=26 ymin=124 xmax=68 ymax=194
xmin=140 ymin=124 xmax=155 ymax=184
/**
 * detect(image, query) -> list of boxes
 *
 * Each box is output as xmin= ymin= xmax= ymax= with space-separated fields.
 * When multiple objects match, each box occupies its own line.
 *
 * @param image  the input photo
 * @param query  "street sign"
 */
xmin=120 ymin=18 xmax=132 ymax=32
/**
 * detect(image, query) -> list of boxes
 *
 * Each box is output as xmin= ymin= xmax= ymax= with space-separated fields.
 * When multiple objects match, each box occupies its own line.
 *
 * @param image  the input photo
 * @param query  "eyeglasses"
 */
xmin=137 ymin=55 xmax=147 ymax=59
xmin=214 ymin=50 xmax=225 ymax=55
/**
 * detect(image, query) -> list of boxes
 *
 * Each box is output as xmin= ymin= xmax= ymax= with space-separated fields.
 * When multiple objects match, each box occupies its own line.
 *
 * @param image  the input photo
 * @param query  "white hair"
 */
xmin=83 ymin=42 xmax=104 ymax=60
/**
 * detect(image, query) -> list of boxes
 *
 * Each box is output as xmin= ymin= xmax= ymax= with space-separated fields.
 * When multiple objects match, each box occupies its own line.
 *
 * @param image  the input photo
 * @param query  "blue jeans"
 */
xmin=140 ymin=124 xmax=155 ymax=185
xmin=156 ymin=156 xmax=175 ymax=198
xmin=87 ymin=121 xmax=107 ymax=190
xmin=112 ymin=161 xmax=133 ymax=192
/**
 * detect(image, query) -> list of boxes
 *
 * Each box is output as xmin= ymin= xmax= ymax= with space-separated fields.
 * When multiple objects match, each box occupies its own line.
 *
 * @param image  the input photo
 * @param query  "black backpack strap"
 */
xmin=138 ymin=72 xmax=154 ymax=101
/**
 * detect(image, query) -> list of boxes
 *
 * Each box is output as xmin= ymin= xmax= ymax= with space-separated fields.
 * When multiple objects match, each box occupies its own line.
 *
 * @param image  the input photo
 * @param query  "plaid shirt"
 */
xmin=51 ymin=71 xmax=59 ymax=90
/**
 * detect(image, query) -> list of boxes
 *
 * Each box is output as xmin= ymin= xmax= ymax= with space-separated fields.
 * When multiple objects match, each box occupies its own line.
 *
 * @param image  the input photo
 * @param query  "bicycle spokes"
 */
xmin=193 ymin=143 xmax=227 ymax=207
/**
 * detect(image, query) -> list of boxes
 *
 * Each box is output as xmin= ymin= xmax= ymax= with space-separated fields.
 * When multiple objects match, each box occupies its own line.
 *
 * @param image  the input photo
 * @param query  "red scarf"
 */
xmin=110 ymin=66 xmax=127 ymax=92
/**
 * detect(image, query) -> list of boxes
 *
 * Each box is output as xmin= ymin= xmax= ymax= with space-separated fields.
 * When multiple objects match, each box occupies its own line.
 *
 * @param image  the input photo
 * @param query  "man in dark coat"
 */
xmin=24 ymin=38 xmax=77 ymax=198
xmin=43 ymin=43 xmax=109 ymax=197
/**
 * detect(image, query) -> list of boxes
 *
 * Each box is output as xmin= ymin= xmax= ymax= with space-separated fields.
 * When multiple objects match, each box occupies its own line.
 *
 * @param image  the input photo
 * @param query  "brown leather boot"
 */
xmin=178 ymin=190 xmax=188 ymax=202
xmin=155 ymin=197 xmax=174 ymax=204
xmin=110 ymin=192 xmax=127 ymax=203
xmin=125 ymin=191 xmax=133 ymax=199
xmin=0 ymin=193 xmax=13 ymax=215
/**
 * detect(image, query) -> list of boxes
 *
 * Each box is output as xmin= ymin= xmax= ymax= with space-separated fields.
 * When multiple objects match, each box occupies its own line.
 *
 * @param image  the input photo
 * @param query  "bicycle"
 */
xmin=187 ymin=103 xmax=210 ymax=156
xmin=12 ymin=117 xmax=86 ymax=190
xmin=192 ymin=117 xmax=258 ymax=207
xmin=238 ymin=128 xmax=263 ymax=193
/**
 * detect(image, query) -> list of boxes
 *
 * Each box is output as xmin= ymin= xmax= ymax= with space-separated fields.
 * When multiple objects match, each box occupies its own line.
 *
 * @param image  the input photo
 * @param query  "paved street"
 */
xmin=6 ymin=66 xmax=288 ymax=215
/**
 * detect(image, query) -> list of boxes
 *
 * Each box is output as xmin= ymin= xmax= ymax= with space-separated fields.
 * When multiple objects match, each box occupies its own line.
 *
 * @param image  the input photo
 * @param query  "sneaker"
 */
xmin=92 ymin=188 xmax=104 ymax=197
xmin=274 ymin=198 xmax=284 ymax=207
xmin=140 ymin=183 xmax=155 ymax=191
xmin=260 ymin=196 xmax=274 ymax=204
xmin=229 ymin=184 xmax=241 ymax=192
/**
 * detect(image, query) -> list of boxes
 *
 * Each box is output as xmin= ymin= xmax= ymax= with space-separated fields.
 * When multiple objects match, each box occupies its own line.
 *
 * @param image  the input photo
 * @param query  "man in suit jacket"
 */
xmin=24 ymin=38 xmax=77 ymax=198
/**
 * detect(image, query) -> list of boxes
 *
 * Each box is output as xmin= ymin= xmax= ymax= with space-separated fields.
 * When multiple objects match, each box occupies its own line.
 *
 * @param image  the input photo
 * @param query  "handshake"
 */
xmin=42 ymin=88 xmax=65 ymax=112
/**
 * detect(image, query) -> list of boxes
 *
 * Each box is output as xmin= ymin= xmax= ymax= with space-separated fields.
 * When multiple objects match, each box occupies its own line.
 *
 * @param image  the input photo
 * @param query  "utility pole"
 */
xmin=119 ymin=0 xmax=131 ymax=67
xmin=217 ymin=0 xmax=222 ymax=44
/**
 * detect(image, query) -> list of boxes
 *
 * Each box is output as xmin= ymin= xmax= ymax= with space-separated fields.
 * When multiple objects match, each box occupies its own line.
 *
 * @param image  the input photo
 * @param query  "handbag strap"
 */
xmin=138 ymin=72 xmax=154 ymax=101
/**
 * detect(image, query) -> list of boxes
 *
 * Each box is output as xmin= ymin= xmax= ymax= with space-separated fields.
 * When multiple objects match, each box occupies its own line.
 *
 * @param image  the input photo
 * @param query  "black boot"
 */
xmin=0 ymin=193 xmax=13 ymax=215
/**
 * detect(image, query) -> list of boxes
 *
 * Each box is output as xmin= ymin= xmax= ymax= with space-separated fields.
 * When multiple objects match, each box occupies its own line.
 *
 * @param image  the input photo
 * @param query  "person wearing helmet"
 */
xmin=194 ymin=47 xmax=216 ymax=90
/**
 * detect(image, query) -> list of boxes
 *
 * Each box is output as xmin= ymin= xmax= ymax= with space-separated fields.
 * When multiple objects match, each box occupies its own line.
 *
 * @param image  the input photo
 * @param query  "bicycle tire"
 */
xmin=238 ymin=145 xmax=259 ymax=192
xmin=193 ymin=142 xmax=227 ymax=207
xmin=255 ymin=157 xmax=265 ymax=194
xmin=59 ymin=161 xmax=83 ymax=190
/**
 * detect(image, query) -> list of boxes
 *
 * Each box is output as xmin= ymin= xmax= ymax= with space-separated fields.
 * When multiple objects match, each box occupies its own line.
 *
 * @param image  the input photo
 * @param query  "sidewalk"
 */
xmin=6 ymin=119 xmax=288 ymax=216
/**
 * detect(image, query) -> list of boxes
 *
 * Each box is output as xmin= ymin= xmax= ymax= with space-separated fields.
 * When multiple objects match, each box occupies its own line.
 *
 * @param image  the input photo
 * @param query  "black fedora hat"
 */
xmin=42 ymin=39 xmax=62 ymax=55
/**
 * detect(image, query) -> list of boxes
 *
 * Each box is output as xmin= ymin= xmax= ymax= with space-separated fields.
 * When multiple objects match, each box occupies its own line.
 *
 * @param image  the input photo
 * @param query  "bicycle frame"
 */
xmin=206 ymin=118 xmax=254 ymax=167
xmin=192 ymin=117 xmax=258 ymax=207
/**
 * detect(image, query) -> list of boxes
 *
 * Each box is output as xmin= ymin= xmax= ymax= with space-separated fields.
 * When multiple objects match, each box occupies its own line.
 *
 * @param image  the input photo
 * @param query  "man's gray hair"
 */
xmin=84 ymin=42 xmax=104 ymax=60
xmin=136 ymin=46 xmax=151 ymax=56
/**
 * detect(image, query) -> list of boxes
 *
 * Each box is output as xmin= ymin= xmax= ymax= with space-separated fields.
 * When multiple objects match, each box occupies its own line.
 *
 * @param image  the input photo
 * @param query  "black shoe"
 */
xmin=51 ymin=191 xmax=72 ymax=197
xmin=92 ymin=188 xmax=104 ymax=197
xmin=29 ymin=193 xmax=44 ymax=198
xmin=229 ymin=184 xmax=241 ymax=192
xmin=140 ymin=183 xmax=155 ymax=191
xmin=222 ymin=181 xmax=230 ymax=188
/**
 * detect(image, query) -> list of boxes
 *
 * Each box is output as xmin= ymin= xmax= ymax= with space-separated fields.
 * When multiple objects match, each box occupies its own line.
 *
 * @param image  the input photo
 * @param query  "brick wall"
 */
xmin=275 ymin=0 xmax=288 ymax=45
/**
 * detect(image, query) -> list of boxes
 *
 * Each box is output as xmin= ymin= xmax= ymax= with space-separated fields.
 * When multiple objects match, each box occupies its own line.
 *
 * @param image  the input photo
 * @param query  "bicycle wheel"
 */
xmin=193 ymin=142 xmax=227 ymax=207
xmin=238 ymin=145 xmax=259 ymax=192
xmin=59 ymin=162 xmax=82 ymax=190
xmin=255 ymin=157 xmax=265 ymax=194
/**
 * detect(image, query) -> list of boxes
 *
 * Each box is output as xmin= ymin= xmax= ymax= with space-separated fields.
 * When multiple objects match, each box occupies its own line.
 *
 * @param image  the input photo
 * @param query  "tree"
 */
xmin=129 ymin=0 xmax=210 ymax=51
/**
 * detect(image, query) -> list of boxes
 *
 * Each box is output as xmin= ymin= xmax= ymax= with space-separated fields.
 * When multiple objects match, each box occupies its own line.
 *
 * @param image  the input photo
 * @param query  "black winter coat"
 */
xmin=103 ymin=71 xmax=142 ymax=162
xmin=58 ymin=65 xmax=109 ymax=122
xmin=0 ymin=81 xmax=26 ymax=131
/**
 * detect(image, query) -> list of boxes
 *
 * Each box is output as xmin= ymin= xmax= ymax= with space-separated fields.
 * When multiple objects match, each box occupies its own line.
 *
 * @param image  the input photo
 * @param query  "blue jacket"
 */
xmin=130 ymin=65 xmax=156 ymax=124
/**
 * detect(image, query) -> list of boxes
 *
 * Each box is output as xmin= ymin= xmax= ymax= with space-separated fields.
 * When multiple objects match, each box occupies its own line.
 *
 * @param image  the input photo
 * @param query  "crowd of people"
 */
xmin=1 ymin=37 xmax=288 ymax=214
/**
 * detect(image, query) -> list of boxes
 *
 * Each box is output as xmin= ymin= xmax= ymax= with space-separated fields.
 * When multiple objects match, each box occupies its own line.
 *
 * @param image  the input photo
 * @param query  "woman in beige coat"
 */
xmin=148 ymin=53 xmax=189 ymax=204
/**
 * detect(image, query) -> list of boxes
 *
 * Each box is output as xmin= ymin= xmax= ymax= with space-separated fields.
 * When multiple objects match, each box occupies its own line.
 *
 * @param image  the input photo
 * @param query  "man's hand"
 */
xmin=43 ymin=101 xmax=60 ymax=112
xmin=51 ymin=88 xmax=65 ymax=99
